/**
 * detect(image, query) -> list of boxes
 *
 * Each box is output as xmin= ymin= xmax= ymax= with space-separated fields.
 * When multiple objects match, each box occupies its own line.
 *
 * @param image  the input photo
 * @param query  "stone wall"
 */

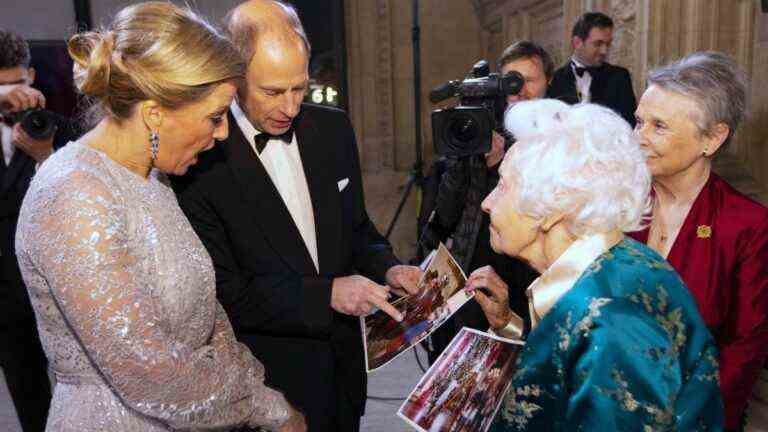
xmin=344 ymin=0 xmax=486 ymax=259
xmin=743 ymin=11 xmax=768 ymax=194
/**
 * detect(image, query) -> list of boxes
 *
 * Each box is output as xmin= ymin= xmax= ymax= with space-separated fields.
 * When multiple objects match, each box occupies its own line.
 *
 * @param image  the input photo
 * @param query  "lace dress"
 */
xmin=15 ymin=141 xmax=290 ymax=431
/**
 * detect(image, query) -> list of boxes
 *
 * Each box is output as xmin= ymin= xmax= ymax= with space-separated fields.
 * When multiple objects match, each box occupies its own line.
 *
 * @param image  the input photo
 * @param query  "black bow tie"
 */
xmin=253 ymin=129 xmax=293 ymax=154
xmin=572 ymin=62 xmax=602 ymax=78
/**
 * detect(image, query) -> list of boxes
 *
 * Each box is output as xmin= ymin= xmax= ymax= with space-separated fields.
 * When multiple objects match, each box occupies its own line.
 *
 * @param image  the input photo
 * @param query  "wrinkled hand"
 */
xmin=0 ymin=84 xmax=45 ymax=113
xmin=465 ymin=265 xmax=513 ymax=329
xmin=12 ymin=123 xmax=54 ymax=163
xmin=331 ymin=275 xmax=402 ymax=321
xmin=385 ymin=265 xmax=422 ymax=296
xmin=277 ymin=407 xmax=306 ymax=432
xmin=484 ymin=131 xmax=505 ymax=168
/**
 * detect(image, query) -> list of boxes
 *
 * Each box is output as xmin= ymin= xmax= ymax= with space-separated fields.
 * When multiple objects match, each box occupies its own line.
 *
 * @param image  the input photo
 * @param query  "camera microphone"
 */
xmin=429 ymin=81 xmax=460 ymax=104
xmin=430 ymin=71 xmax=525 ymax=105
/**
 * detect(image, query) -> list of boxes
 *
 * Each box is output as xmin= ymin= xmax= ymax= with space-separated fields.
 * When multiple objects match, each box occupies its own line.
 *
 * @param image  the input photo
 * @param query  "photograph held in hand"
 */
xmin=362 ymin=243 xmax=473 ymax=372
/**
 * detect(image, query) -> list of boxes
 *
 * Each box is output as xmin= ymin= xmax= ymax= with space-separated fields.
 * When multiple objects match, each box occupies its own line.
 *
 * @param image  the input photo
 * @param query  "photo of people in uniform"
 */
xmin=363 ymin=244 xmax=471 ymax=372
xmin=398 ymin=328 xmax=522 ymax=432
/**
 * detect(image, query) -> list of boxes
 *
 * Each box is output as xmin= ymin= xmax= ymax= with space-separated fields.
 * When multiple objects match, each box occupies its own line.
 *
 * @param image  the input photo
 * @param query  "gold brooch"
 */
xmin=697 ymin=225 xmax=712 ymax=238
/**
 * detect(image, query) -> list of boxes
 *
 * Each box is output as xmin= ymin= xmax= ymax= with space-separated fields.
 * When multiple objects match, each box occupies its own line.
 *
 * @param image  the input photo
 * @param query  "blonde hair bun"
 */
xmin=67 ymin=1 xmax=245 ymax=122
xmin=68 ymin=31 xmax=115 ymax=100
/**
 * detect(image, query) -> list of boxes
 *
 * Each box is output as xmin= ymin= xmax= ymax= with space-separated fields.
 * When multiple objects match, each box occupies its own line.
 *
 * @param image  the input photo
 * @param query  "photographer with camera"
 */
xmin=421 ymin=41 xmax=553 ymax=363
xmin=0 ymin=28 xmax=58 ymax=432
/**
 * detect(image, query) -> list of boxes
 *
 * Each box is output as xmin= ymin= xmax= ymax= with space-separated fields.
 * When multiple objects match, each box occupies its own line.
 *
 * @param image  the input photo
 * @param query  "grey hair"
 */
xmin=502 ymin=100 xmax=651 ymax=236
xmin=647 ymin=51 xmax=748 ymax=146
xmin=224 ymin=0 xmax=311 ymax=63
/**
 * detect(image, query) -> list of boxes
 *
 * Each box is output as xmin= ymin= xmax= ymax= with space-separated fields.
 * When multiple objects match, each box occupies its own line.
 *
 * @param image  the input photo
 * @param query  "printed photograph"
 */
xmin=363 ymin=243 xmax=471 ymax=372
xmin=398 ymin=328 xmax=523 ymax=432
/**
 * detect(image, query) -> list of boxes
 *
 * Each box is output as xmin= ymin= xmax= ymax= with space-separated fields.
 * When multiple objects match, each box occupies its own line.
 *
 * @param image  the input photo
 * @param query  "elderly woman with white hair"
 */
xmin=467 ymin=100 xmax=723 ymax=430
xmin=629 ymin=52 xmax=768 ymax=431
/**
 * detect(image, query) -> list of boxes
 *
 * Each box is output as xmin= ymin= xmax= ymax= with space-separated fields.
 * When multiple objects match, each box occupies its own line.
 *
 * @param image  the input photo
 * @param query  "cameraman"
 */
xmin=0 ymin=28 xmax=58 ymax=432
xmin=422 ymin=41 xmax=553 ymax=363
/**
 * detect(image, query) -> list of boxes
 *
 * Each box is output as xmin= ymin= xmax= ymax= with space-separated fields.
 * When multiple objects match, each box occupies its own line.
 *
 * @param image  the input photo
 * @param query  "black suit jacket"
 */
xmin=0 ymin=150 xmax=38 ymax=326
xmin=547 ymin=61 xmax=637 ymax=127
xmin=172 ymin=103 xmax=399 ymax=427
xmin=0 ymin=122 xmax=76 ymax=327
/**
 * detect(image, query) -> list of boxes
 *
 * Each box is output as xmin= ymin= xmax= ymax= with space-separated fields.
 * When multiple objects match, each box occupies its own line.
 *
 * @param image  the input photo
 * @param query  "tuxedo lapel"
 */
xmin=294 ymin=109 xmax=342 ymax=275
xmin=1 ymin=150 xmax=32 ymax=193
xmin=549 ymin=65 xmax=579 ymax=105
xmin=223 ymin=110 xmax=316 ymax=274
xmin=588 ymin=65 xmax=608 ymax=104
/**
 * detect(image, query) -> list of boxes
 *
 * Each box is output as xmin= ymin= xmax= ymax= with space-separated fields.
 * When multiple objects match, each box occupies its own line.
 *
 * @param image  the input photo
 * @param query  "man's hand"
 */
xmin=484 ymin=131 xmax=505 ymax=168
xmin=331 ymin=275 xmax=402 ymax=321
xmin=0 ymin=84 xmax=45 ymax=113
xmin=385 ymin=265 xmax=422 ymax=296
xmin=277 ymin=407 xmax=306 ymax=432
xmin=465 ymin=265 xmax=513 ymax=329
xmin=12 ymin=123 xmax=54 ymax=163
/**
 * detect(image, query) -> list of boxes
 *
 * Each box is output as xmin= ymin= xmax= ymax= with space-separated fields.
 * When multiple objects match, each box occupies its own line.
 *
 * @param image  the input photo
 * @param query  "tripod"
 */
xmin=385 ymin=0 xmax=424 ymax=240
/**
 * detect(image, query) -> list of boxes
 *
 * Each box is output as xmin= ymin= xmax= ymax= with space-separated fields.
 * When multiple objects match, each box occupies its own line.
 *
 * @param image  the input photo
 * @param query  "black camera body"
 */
xmin=430 ymin=60 xmax=523 ymax=158
xmin=2 ymin=109 xmax=60 ymax=140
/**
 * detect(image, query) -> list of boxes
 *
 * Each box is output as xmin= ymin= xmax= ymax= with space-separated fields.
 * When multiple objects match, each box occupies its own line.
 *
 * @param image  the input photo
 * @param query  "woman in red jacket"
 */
xmin=631 ymin=51 xmax=768 ymax=431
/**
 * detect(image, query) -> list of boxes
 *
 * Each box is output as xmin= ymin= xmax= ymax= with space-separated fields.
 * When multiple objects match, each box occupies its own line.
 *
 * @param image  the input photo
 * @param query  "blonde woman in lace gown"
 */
xmin=14 ymin=3 xmax=304 ymax=431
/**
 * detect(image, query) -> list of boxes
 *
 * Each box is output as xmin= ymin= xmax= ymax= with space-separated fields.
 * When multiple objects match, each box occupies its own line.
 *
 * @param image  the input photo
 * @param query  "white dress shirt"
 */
xmin=1 ymin=124 xmax=14 ymax=166
xmin=230 ymin=100 xmax=319 ymax=272
xmin=495 ymin=231 xmax=624 ymax=339
xmin=570 ymin=57 xmax=593 ymax=103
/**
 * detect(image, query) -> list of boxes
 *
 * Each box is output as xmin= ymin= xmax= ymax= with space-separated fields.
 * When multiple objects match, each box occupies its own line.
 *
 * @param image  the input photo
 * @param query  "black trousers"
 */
xmin=239 ymin=360 xmax=362 ymax=432
xmin=0 ymin=316 xmax=51 ymax=432
xmin=239 ymin=395 xmax=361 ymax=432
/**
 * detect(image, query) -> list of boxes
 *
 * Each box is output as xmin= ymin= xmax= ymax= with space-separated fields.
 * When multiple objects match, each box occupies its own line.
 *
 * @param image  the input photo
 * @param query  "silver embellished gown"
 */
xmin=15 ymin=141 xmax=291 ymax=431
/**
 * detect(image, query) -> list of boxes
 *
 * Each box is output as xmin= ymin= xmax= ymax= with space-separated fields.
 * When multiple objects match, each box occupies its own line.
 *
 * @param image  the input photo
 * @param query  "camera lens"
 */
xmin=449 ymin=116 xmax=478 ymax=143
xmin=21 ymin=110 xmax=57 ymax=140
xmin=432 ymin=106 xmax=492 ymax=158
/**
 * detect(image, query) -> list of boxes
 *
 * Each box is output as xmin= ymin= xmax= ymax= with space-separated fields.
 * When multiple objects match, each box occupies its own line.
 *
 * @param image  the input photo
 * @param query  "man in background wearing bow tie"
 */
xmin=172 ymin=1 xmax=421 ymax=431
xmin=547 ymin=11 xmax=636 ymax=127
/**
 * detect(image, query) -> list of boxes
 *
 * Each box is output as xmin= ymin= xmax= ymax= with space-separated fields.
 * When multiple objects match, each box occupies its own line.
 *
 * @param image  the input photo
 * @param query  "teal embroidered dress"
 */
xmin=490 ymin=237 xmax=723 ymax=431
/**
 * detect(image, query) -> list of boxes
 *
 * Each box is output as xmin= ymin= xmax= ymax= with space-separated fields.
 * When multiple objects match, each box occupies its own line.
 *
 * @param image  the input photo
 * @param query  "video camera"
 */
xmin=1 ymin=108 xmax=63 ymax=141
xmin=430 ymin=60 xmax=524 ymax=158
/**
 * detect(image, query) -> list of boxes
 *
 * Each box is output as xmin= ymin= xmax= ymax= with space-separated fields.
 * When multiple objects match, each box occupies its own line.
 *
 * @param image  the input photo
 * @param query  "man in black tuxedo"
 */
xmin=0 ymin=28 xmax=56 ymax=432
xmin=547 ymin=12 xmax=637 ymax=127
xmin=172 ymin=2 xmax=421 ymax=431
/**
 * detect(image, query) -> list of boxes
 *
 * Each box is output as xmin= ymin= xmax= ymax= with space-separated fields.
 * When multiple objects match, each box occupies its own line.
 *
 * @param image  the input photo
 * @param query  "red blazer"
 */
xmin=629 ymin=173 xmax=768 ymax=429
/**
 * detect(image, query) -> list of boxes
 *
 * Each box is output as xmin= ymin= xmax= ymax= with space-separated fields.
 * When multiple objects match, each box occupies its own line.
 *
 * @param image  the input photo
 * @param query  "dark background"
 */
xmin=23 ymin=0 xmax=348 ymax=122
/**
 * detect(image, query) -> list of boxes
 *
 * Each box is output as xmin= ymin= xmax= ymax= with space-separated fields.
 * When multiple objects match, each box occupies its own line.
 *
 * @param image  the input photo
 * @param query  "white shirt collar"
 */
xmin=571 ymin=56 xmax=586 ymax=69
xmin=230 ymin=99 xmax=262 ymax=155
xmin=230 ymin=99 xmax=298 ymax=154
xmin=1 ymin=124 xmax=13 ymax=166
xmin=527 ymin=230 xmax=624 ymax=327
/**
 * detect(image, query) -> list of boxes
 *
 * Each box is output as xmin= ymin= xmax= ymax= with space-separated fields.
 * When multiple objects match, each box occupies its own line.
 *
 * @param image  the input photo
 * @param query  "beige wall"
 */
xmin=345 ymin=0 xmax=487 ymax=258
xmin=745 ymin=12 xmax=768 ymax=193
xmin=345 ymin=0 xmax=486 ymax=173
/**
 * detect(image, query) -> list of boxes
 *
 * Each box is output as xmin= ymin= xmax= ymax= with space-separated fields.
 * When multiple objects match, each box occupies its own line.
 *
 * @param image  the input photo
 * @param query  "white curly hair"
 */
xmin=501 ymin=99 xmax=651 ymax=236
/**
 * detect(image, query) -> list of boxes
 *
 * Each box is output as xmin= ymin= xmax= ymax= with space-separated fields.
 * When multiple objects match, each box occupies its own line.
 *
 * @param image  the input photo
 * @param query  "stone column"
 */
xmin=344 ymin=0 xmax=396 ymax=173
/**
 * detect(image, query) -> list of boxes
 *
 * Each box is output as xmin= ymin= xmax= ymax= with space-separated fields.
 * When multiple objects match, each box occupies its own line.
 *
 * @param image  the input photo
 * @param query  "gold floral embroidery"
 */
xmin=597 ymin=369 xmax=674 ymax=429
xmin=697 ymin=349 xmax=720 ymax=383
xmin=656 ymin=307 xmax=686 ymax=354
xmin=576 ymin=298 xmax=613 ymax=333
xmin=629 ymin=291 xmax=654 ymax=314
xmin=582 ymin=251 xmax=612 ymax=278
xmin=501 ymin=385 xmax=543 ymax=428
xmin=556 ymin=312 xmax=573 ymax=352
xmin=629 ymin=285 xmax=687 ymax=355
